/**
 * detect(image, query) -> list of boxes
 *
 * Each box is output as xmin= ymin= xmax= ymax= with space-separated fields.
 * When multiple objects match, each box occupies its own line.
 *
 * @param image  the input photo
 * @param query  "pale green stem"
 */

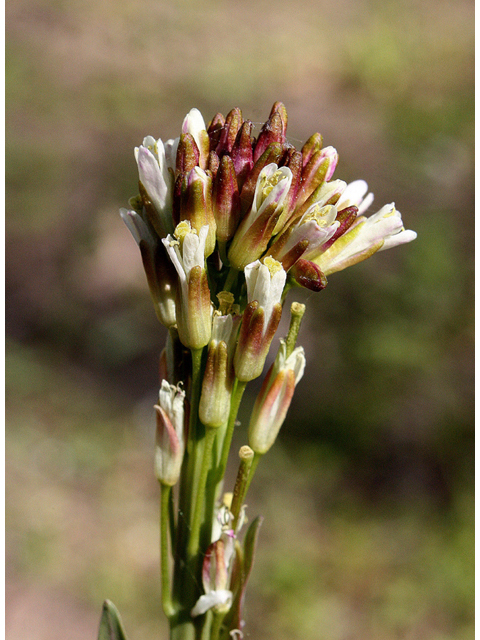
xmin=200 ymin=610 xmax=213 ymax=640
xmin=187 ymin=425 xmax=218 ymax=560
xmin=223 ymin=267 xmax=239 ymax=293
xmin=216 ymin=379 xmax=247 ymax=485
xmin=244 ymin=452 xmax=262 ymax=497
xmin=210 ymin=611 xmax=227 ymax=640
xmin=160 ymin=483 xmax=175 ymax=619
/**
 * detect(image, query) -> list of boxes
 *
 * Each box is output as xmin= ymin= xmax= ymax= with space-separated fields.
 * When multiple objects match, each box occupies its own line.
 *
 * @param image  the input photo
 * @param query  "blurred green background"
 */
xmin=6 ymin=0 xmax=474 ymax=637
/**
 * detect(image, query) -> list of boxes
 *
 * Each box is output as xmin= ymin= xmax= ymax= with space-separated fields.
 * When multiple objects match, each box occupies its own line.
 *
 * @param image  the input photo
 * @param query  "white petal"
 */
xmin=379 ymin=228 xmax=417 ymax=251
xmin=191 ymin=590 xmax=232 ymax=617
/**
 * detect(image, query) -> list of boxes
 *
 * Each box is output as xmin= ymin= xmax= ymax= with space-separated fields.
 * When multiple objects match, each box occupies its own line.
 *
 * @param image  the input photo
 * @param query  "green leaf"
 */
xmin=97 ymin=600 xmax=128 ymax=640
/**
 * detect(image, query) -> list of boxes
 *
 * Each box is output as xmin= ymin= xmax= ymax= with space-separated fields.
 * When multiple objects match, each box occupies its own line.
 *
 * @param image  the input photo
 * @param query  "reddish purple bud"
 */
xmin=216 ymin=108 xmax=243 ymax=156
xmin=176 ymin=133 xmax=200 ymax=175
xmin=253 ymin=111 xmax=286 ymax=162
xmin=301 ymin=132 xmax=323 ymax=167
xmin=290 ymin=259 xmax=328 ymax=292
xmin=207 ymin=150 xmax=220 ymax=177
xmin=213 ymin=155 xmax=241 ymax=243
xmin=207 ymin=113 xmax=225 ymax=149
xmin=231 ymin=120 xmax=254 ymax=188
xmin=269 ymin=101 xmax=288 ymax=139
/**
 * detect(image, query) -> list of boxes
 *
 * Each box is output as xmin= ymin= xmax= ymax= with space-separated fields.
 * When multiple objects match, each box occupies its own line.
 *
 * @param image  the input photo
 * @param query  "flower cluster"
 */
xmin=119 ymin=102 xmax=416 ymax=638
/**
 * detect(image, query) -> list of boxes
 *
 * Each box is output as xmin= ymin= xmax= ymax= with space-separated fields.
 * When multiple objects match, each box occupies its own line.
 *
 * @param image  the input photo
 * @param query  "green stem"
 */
xmin=200 ymin=610 xmax=213 ymax=640
xmin=187 ymin=426 xmax=217 ymax=560
xmin=216 ymin=379 xmax=247 ymax=485
xmin=244 ymin=452 xmax=262 ymax=497
xmin=210 ymin=611 xmax=227 ymax=640
xmin=223 ymin=267 xmax=239 ymax=293
xmin=160 ymin=483 xmax=175 ymax=619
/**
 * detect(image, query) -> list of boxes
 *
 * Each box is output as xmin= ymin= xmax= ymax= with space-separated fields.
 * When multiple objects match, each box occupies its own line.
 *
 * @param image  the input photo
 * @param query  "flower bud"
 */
xmin=207 ymin=112 xmax=226 ymax=149
xmin=212 ymin=155 xmax=241 ymax=243
xmin=301 ymin=132 xmax=323 ymax=166
xmin=295 ymin=146 xmax=339 ymax=210
xmin=199 ymin=313 xmax=240 ymax=428
xmin=248 ymin=340 xmax=305 ymax=455
xmin=216 ymin=107 xmax=243 ymax=156
xmin=180 ymin=167 xmax=216 ymax=256
xmin=253 ymin=110 xmax=286 ymax=162
xmin=182 ymin=107 xmax=209 ymax=169
xmin=231 ymin=120 xmax=254 ymax=189
xmin=289 ymin=259 xmax=328 ymax=291
xmin=162 ymin=222 xmax=213 ymax=349
xmin=154 ymin=380 xmax=186 ymax=486
xmin=176 ymin=132 xmax=200 ymax=175
xmin=234 ymin=258 xmax=286 ymax=381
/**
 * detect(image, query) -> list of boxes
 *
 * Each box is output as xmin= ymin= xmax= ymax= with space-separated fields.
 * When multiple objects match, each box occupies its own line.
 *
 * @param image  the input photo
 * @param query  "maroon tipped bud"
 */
xmin=172 ymin=174 xmax=183 ymax=227
xmin=207 ymin=113 xmax=225 ymax=149
xmin=207 ymin=150 xmax=220 ymax=177
xmin=253 ymin=111 xmax=286 ymax=162
xmin=295 ymin=146 xmax=339 ymax=209
xmin=301 ymin=132 xmax=323 ymax=167
xmin=176 ymin=133 xmax=200 ymax=175
xmin=239 ymin=142 xmax=284 ymax=214
xmin=269 ymin=101 xmax=288 ymax=139
xmin=290 ymin=259 xmax=328 ymax=292
xmin=213 ymin=155 xmax=241 ymax=243
xmin=273 ymin=150 xmax=303 ymax=233
xmin=231 ymin=120 xmax=254 ymax=189
xmin=216 ymin=108 xmax=243 ymax=156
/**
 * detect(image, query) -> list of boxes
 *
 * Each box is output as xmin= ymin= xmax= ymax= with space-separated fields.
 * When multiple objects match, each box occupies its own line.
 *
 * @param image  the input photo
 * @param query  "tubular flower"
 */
xmin=234 ymin=258 xmax=286 ymax=382
xmin=248 ymin=339 xmax=306 ymax=455
xmin=154 ymin=380 xmax=186 ymax=486
xmin=162 ymin=222 xmax=212 ymax=349
xmin=191 ymin=538 xmax=234 ymax=617
xmin=314 ymin=203 xmax=417 ymax=276
xmin=135 ymin=137 xmax=174 ymax=237
xmin=120 ymin=208 xmax=177 ymax=327
xmin=199 ymin=311 xmax=241 ymax=428
xmin=228 ymin=163 xmax=293 ymax=270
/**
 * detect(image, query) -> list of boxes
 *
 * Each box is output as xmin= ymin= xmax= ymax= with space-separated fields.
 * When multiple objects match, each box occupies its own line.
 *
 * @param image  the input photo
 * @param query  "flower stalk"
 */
xmin=108 ymin=101 xmax=417 ymax=640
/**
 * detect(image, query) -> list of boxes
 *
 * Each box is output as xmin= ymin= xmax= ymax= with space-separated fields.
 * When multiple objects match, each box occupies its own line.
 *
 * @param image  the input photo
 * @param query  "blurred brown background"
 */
xmin=6 ymin=0 xmax=474 ymax=638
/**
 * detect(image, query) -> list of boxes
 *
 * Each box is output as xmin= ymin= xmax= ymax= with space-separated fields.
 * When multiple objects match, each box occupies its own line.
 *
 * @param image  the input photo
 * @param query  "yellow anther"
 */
xmin=174 ymin=220 xmax=195 ymax=241
xmin=263 ymin=255 xmax=283 ymax=276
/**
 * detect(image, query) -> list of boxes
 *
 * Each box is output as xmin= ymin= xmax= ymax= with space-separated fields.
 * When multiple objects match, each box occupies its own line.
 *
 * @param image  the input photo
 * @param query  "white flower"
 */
xmin=336 ymin=179 xmax=374 ymax=214
xmin=315 ymin=203 xmax=417 ymax=275
xmin=154 ymin=381 xmax=186 ymax=486
xmin=191 ymin=589 xmax=233 ymax=618
xmin=244 ymin=258 xmax=286 ymax=330
xmin=162 ymin=222 xmax=209 ymax=300
xmin=182 ymin=108 xmax=207 ymax=152
xmin=162 ymin=221 xmax=213 ymax=349
xmin=135 ymin=137 xmax=174 ymax=236
xmin=248 ymin=340 xmax=306 ymax=455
